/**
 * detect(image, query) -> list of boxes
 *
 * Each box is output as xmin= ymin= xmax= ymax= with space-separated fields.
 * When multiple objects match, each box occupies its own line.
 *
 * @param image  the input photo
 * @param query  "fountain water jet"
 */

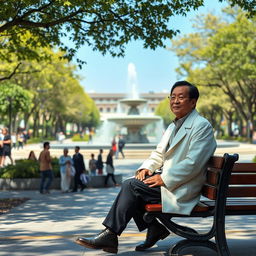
xmin=107 ymin=63 xmax=163 ymax=143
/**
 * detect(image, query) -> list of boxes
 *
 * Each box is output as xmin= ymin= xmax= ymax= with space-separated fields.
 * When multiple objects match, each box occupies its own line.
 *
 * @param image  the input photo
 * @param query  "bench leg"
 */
xmin=215 ymin=219 xmax=231 ymax=256
xmin=169 ymin=239 xmax=217 ymax=256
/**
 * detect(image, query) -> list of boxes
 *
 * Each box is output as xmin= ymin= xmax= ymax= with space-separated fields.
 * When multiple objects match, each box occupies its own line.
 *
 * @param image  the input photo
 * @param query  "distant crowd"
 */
xmin=0 ymin=127 xmax=127 ymax=193
xmin=36 ymin=142 xmax=122 ymax=194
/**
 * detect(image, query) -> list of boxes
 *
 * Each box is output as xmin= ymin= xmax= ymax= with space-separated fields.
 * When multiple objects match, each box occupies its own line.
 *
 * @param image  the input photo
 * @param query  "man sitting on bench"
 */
xmin=75 ymin=81 xmax=217 ymax=254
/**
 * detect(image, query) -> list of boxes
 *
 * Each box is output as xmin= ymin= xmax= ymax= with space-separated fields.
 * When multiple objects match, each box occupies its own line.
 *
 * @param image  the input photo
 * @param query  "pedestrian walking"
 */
xmin=72 ymin=146 xmax=86 ymax=192
xmin=0 ymin=128 xmax=14 ymax=167
xmin=38 ymin=141 xmax=53 ymax=194
xmin=17 ymin=132 xmax=24 ymax=150
xmin=116 ymin=135 xmax=125 ymax=159
xmin=104 ymin=149 xmax=117 ymax=187
xmin=97 ymin=149 xmax=104 ymax=175
xmin=59 ymin=148 xmax=74 ymax=192
xmin=89 ymin=153 xmax=97 ymax=176
xmin=111 ymin=137 xmax=117 ymax=154
xmin=11 ymin=132 xmax=17 ymax=149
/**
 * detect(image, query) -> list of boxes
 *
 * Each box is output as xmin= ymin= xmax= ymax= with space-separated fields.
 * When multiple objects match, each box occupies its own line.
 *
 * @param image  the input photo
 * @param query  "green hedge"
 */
xmin=27 ymin=137 xmax=55 ymax=144
xmin=0 ymin=157 xmax=60 ymax=179
xmin=72 ymin=133 xmax=89 ymax=142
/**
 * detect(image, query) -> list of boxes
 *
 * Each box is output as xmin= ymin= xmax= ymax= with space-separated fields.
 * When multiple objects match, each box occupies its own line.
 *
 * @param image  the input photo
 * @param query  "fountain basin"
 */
xmin=108 ymin=115 xmax=161 ymax=126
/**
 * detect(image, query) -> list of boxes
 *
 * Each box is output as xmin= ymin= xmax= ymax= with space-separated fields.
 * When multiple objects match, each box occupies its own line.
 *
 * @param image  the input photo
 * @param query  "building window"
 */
xmin=99 ymin=107 xmax=103 ymax=112
xmin=107 ymin=107 xmax=111 ymax=112
xmin=151 ymin=107 xmax=155 ymax=112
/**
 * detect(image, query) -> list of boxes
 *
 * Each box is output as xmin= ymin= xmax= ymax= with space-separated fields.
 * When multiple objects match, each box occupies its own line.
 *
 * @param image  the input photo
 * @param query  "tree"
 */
xmin=171 ymin=8 xmax=256 ymax=139
xmin=10 ymin=49 xmax=100 ymax=137
xmin=0 ymin=0 xmax=255 ymax=66
xmin=0 ymin=82 xmax=32 ymax=133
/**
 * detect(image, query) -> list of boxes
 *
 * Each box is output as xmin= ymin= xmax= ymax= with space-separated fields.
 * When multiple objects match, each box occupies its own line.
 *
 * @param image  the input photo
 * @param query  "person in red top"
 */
xmin=38 ymin=141 xmax=53 ymax=194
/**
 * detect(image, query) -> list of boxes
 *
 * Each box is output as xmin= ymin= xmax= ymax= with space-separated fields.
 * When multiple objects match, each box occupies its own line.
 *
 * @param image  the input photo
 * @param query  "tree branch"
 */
xmin=0 ymin=62 xmax=22 ymax=81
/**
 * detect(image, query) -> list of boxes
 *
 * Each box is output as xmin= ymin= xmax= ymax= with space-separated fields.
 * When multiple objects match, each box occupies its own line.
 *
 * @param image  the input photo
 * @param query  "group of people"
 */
xmin=111 ymin=135 xmax=126 ymax=159
xmin=37 ymin=143 xmax=118 ymax=194
xmin=37 ymin=143 xmax=89 ymax=194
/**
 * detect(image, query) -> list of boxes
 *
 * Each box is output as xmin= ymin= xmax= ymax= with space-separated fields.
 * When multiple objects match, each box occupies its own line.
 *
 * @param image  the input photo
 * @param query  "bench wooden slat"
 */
xmin=232 ymin=163 xmax=256 ymax=172
xmin=145 ymin=203 xmax=210 ymax=213
xmin=203 ymin=200 xmax=256 ymax=212
xmin=230 ymin=174 xmax=256 ymax=184
xmin=227 ymin=186 xmax=256 ymax=197
xmin=146 ymin=200 xmax=256 ymax=214
xmin=207 ymin=171 xmax=256 ymax=186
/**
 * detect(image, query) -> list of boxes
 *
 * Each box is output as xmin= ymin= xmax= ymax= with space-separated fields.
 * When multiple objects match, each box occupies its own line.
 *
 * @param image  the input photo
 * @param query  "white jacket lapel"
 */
xmin=166 ymin=110 xmax=199 ymax=153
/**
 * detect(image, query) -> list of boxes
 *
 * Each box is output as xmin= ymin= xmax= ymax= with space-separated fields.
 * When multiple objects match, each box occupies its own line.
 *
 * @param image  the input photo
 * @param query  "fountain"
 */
xmin=107 ymin=63 xmax=163 ymax=143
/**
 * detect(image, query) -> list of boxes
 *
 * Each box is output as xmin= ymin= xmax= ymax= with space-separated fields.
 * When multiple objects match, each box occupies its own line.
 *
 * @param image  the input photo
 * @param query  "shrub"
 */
xmin=253 ymin=156 xmax=256 ymax=163
xmin=27 ymin=137 xmax=55 ymax=144
xmin=0 ymin=158 xmax=60 ymax=179
xmin=72 ymin=133 xmax=89 ymax=142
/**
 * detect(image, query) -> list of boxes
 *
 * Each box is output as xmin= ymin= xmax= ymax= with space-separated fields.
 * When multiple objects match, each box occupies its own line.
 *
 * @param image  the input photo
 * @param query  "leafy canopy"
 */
xmin=0 ymin=0 xmax=255 ymax=64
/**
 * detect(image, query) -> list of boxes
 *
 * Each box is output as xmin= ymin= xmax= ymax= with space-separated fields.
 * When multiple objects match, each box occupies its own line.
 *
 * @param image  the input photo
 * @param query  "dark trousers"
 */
xmin=102 ymin=177 xmax=161 ymax=236
xmin=73 ymin=173 xmax=84 ymax=191
xmin=40 ymin=170 xmax=53 ymax=192
xmin=116 ymin=147 xmax=125 ymax=159
xmin=105 ymin=173 xmax=117 ymax=185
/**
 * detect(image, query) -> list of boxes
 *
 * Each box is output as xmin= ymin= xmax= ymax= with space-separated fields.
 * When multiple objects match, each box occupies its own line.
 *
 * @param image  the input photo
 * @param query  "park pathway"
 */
xmin=0 ymin=143 xmax=256 ymax=255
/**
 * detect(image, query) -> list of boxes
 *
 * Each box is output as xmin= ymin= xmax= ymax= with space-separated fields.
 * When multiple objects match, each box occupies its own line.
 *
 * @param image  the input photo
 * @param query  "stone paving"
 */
xmin=0 ymin=142 xmax=256 ymax=255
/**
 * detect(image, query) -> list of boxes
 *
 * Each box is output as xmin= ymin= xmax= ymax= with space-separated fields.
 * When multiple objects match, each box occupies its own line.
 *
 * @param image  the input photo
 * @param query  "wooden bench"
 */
xmin=143 ymin=153 xmax=256 ymax=256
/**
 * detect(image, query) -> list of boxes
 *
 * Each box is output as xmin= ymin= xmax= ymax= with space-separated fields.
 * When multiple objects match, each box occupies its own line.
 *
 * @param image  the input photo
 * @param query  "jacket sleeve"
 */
xmin=80 ymin=154 xmax=86 ymax=171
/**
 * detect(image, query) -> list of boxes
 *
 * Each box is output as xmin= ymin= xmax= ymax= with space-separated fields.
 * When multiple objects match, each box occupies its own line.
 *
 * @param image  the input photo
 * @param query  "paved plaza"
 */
xmin=0 ymin=142 xmax=256 ymax=255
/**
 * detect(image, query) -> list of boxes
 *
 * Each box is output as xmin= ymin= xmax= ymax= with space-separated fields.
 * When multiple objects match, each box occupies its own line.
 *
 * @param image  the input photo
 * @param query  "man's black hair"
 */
xmin=75 ymin=146 xmax=80 ymax=150
xmin=43 ymin=141 xmax=50 ymax=148
xmin=171 ymin=81 xmax=199 ymax=100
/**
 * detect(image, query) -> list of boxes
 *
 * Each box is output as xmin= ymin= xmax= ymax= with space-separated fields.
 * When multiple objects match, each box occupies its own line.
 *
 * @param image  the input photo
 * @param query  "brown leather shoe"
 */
xmin=75 ymin=228 xmax=118 ymax=254
xmin=135 ymin=221 xmax=170 ymax=251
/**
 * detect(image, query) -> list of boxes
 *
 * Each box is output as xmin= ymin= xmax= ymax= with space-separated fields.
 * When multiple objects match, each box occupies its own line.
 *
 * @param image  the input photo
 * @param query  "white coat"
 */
xmin=138 ymin=109 xmax=217 ymax=215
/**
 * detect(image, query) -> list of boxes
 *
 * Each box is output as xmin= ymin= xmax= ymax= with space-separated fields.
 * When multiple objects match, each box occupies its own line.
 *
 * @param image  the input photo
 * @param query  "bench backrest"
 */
xmin=227 ymin=163 xmax=256 ymax=197
xmin=202 ymin=154 xmax=239 ymax=200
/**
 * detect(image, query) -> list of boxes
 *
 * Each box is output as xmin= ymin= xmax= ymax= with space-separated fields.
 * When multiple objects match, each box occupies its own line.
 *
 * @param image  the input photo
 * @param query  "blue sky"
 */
xmin=75 ymin=0 xmax=227 ymax=94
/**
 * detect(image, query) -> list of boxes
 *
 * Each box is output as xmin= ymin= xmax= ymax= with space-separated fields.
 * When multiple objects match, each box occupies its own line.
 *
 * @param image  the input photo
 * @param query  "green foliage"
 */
xmin=253 ymin=156 xmax=256 ymax=163
xmin=26 ymin=137 xmax=55 ymax=144
xmin=0 ymin=160 xmax=40 ymax=179
xmin=0 ymin=158 xmax=60 ymax=179
xmin=2 ymin=50 xmax=100 ymax=133
xmin=0 ymin=1 xmax=254 ymax=64
xmin=72 ymin=133 xmax=89 ymax=142
xmin=0 ymin=82 xmax=32 ymax=115
xmin=171 ymin=7 xmax=256 ymax=138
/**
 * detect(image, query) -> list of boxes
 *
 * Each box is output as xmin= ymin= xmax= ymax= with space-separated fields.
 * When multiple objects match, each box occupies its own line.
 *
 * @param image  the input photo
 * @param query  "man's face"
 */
xmin=170 ymin=86 xmax=197 ymax=119
xmin=75 ymin=147 xmax=79 ymax=153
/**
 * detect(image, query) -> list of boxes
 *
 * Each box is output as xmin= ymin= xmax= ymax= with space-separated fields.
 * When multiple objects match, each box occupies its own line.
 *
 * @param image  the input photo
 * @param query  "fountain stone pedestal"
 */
xmin=108 ymin=98 xmax=161 ymax=143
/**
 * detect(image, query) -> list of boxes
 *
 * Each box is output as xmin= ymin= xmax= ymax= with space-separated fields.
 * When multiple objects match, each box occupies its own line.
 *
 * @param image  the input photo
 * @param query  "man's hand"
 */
xmin=143 ymin=174 xmax=164 ymax=188
xmin=135 ymin=169 xmax=153 ymax=181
